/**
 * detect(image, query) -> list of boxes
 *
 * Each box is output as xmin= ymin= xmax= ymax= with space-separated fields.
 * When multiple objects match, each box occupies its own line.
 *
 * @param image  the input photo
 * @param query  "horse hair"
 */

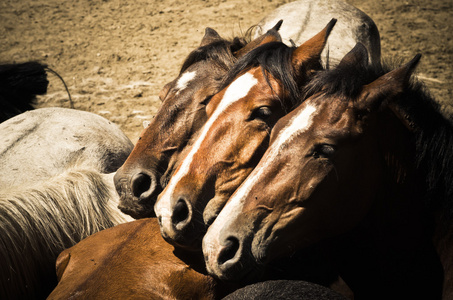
xmin=180 ymin=37 xmax=248 ymax=76
xmin=0 ymin=168 xmax=130 ymax=299
xmin=221 ymin=42 xmax=306 ymax=111
xmin=303 ymin=58 xmax=453 ymax=220
xmin=0 ymin=62 xmax=48 ymax=122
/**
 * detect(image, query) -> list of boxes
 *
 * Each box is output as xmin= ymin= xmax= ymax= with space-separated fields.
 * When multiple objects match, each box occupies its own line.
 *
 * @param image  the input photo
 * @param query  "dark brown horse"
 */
xmin=113 ymin=24 xmax=283 ymax=219
xmin=203 ymin=44 xmax=452 ymax=299
xmin=154 ymin=20 xmax=337 ymax=250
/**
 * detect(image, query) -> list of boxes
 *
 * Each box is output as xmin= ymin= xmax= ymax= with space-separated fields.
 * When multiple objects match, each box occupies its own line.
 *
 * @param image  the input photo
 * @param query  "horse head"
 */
xmin=203 ymin=44 xmax=425 ymax=285
xmin=114 ymin=23 xmax=283 ymax=219
xmin=154 ymin=19 xmax=337 ymax=250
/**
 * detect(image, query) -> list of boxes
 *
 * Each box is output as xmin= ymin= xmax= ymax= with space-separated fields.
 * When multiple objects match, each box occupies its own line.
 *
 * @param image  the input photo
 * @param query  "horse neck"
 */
xmin=333 ymin=110 xmax=443 ymax=299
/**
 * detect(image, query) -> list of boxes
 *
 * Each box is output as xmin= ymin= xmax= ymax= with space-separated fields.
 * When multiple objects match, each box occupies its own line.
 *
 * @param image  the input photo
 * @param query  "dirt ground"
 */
xmin=1 ymin=0 xmax=451 ymax=143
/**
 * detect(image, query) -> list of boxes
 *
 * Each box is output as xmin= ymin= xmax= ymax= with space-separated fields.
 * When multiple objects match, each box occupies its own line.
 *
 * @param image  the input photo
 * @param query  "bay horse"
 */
xmin=0 ymin=108 xmax=134 ymax=299
xmin=154 ymin=20 xmax=337 ymax=250
xmin=0 ymin=61 xmax=48 ymax=122
xmin=254 ymin=0 xmax=381 ymax=67
xmin=113 ymin=24 xmax=283 ymax=219
xmin=203 ymin=44 xmax=452 ymax=299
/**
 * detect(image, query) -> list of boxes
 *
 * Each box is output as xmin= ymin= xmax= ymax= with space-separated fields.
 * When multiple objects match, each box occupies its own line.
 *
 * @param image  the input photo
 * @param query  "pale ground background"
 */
xmin=1 ymin=0 xmax=451 ymax=143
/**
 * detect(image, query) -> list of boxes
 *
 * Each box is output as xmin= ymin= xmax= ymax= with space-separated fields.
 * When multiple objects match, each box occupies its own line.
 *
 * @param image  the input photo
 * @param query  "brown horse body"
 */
xmin=203 ymin=44 xmax=452 ymax=298
xmin=48 ymin=219 xmax=226 ymax=299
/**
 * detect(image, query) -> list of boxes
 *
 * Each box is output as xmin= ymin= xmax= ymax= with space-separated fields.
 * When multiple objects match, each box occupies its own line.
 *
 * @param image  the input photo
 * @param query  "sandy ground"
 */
xmin=1 ymin=0 xmax=451 ymax=143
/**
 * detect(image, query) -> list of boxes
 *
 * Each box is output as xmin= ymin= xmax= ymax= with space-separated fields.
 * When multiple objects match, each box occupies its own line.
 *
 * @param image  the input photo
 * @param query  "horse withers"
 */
xmin=254 ymin=0 xmax=381 ymax=67
xmin=203 ymin=44 xmax=450 ymax=299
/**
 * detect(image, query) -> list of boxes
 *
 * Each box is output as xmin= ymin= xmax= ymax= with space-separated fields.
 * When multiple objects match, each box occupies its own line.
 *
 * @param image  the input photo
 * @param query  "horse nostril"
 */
xmin=171 ymin=199 xmax=190 ymax=230
xmin=218 ymin=236 xmax=240 ymax=266
xmin=131 ymin=173 xmax=152 ymax=199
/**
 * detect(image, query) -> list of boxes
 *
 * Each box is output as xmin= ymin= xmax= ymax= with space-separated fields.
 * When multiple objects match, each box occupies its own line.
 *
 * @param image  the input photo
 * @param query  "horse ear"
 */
xmin=291 ymin=18 xmax=336 ymax=70
xmin=159 ymin=81 xmax=172 ymax=102
xmin=200 ymin=27 xmax=222 ymax=47
xmin=233 ymin=20 xmax=283 ymax=58
xmin=356 ymin=54 xmax=422 ymax=112
xmin=337 ymin=43 xmax=369 ymax=69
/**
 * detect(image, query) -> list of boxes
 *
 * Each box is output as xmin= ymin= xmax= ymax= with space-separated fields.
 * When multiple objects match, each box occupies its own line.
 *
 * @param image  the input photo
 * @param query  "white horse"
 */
xmin=254 ymin=0 xmax=381 ymax=67
xmin=0 ymin=107 xmax=134 ymax=299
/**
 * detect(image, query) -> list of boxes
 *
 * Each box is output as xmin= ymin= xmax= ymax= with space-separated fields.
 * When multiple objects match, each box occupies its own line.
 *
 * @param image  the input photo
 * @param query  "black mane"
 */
xmin=304 ymin=59 xmax=453 ymax=219
xmin=221 ymin=42 xmax=303 ymax=111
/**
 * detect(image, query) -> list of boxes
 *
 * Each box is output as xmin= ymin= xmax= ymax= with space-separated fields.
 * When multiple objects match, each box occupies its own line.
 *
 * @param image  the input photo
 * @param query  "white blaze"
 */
xmin=155 ymin=72 xmax=259 ymax=219
xmin=175 ymin=71 xmax=196 ymax=93
xmin=207 ymin=103 xmax=318 ymax=235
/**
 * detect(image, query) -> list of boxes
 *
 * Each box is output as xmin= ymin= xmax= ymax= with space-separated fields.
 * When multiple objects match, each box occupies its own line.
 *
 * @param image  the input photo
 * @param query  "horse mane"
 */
xmin=303 ymin=59 xmax=453 ymax=220
xmin=0 ymin=167 xmax=130 ymax=299
xmin=0 ymin=62 xmax=48 ymax=122
xmin=221 ymin=42 xmax=302 ymax=111
xmin=180 ymin=37 xmax=248 ymax=76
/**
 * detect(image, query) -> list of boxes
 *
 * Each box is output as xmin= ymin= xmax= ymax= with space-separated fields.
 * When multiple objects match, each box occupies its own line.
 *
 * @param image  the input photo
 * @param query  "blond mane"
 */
xmin=0 ymin=167 xmax=132 ymax=298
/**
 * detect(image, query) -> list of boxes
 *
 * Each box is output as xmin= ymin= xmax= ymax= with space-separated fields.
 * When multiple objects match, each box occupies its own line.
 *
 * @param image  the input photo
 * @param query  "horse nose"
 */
xmin=131 ymin=172 xmax=158 ymax=203
xmin=171 ymin=197 xmax=192 ymax=231
xmin=217 ymin=236 xmax=240 ymax=268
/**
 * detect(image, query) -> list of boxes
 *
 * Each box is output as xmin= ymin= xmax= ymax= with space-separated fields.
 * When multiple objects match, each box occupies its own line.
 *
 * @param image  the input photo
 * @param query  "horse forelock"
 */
xmin=303 ymin=58 xmax=384 ymax=101
xmin=0 ymin=168 xmax=129 ymax=298
xmin=221 ymin=42 xmax=301 ymax=110
xmin=180 ymin=38 xmax=246 ymax=75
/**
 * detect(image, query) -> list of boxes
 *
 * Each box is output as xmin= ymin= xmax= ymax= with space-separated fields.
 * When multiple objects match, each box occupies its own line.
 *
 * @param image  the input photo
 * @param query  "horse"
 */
xmin=153 ymin=20 xmax=337 ymax=250
xmin=0 ymin=107 xmax=134 ymax=299
xmin=254 ymin=0 xmax=381 ymax=67
xmin=47 ymin=218 xmax=228 ymax=299
xmin=0 ymin=61 xmax=48 ymax=122
xmin=113 ymin=23 xmax=283 ymax=219
xmin=203 ymin=44 xmax=452 ymax=299
xmin=114 ymin=0 xmax=382 ymax=222
xmin=48 ymin=218 xmax=347 ymax=299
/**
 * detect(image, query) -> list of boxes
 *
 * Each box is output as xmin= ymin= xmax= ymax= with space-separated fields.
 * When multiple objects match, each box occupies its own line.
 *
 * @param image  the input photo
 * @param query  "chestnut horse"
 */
xmin=0 ymin=108 xmax=133 ymax=299
xmin=203 ymin=44 xmax=452 ymax=299
xmin=154 ymin=20 xmax=336 ymax=250
xmin=47 ymin=218 xmax=227 ymax=300
xmin=254 ymin=0 xmax=381 ymax=67
xmin=48 ymin=218 xmax=350 ymax=299
xmin=113 ymin=24 xmax=282 ymax=219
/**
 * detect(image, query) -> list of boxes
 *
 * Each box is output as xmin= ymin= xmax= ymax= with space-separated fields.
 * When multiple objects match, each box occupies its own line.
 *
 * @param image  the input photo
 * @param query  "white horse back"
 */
xmin=254 ymin=0 xmax=381 ymax=67
xmin=0 ymin=107 xmax=133 ymax=190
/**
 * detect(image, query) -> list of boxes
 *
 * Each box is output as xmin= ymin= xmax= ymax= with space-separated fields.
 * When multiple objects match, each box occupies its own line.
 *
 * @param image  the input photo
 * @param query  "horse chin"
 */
xmin=160 ymin=223 xmax=204 ymax=252
xmin=118 ymin=200 xmax=156 ymax=219
xmin=217 ymin=256 xmax=263 ymax=283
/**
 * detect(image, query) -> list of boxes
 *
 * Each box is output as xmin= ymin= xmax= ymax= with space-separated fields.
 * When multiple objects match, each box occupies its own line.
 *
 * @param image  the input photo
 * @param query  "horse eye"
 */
xmin=200 ymin=95 xmax=213 ymax=106
xmin=312 ymin=144 xmax=336 ymax=159
xmin=250 ymin=106 xmax=272 ymax=121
